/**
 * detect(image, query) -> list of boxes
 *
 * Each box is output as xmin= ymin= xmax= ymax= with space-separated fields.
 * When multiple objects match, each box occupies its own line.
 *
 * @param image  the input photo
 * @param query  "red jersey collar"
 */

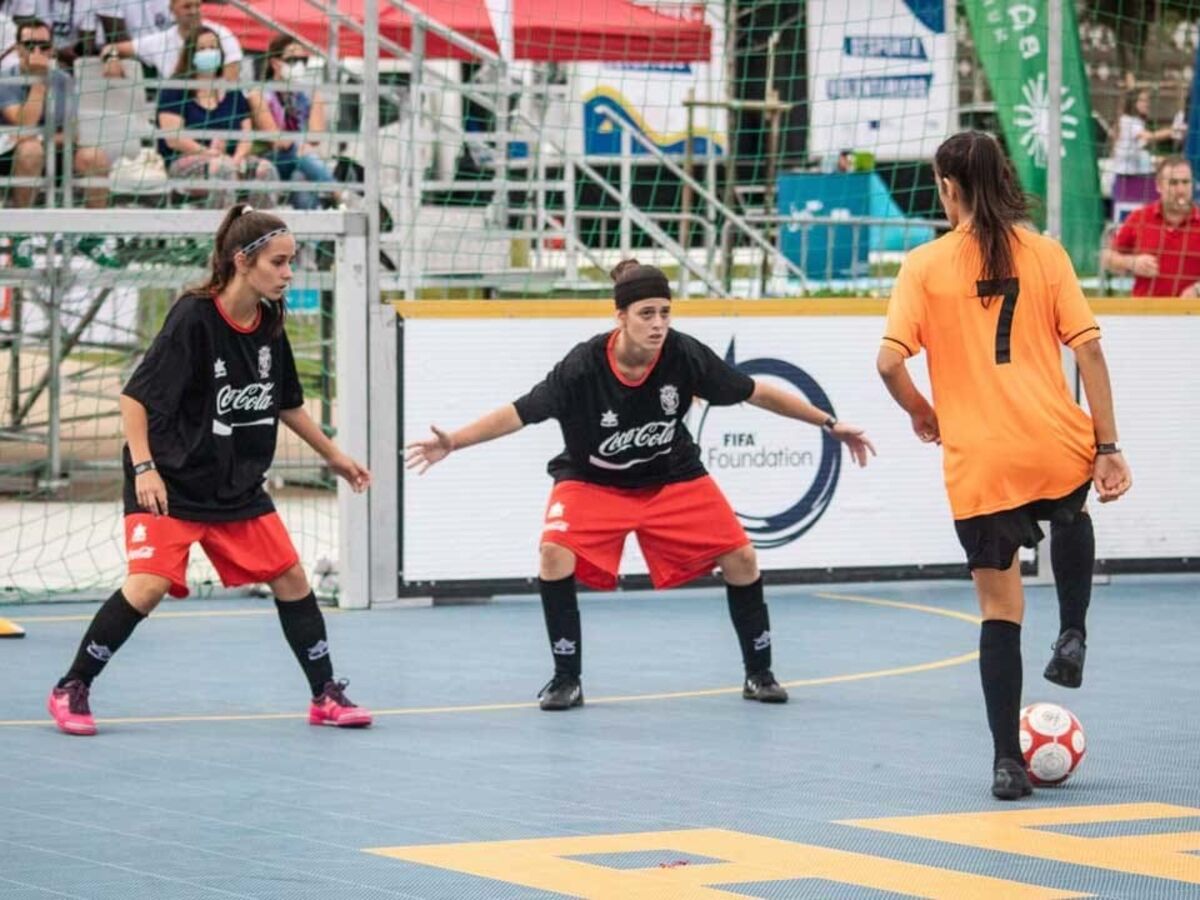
xmin=606 ymin=329 xmax=662 ymax=387
xmin=211 ymin=292 xmax=262 ymax=334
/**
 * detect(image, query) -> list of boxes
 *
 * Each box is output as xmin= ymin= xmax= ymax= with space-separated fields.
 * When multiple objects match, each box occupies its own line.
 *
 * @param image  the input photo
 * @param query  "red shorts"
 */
xmin=540 ymin=476 xmax=750 ymax=590
xmin=124 ymin=512 xmax=299 ymax=598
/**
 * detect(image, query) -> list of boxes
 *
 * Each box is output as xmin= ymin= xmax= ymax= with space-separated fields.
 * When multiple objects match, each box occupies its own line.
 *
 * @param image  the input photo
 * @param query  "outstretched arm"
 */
xmin=746 ymin=379 xmax=876 ymax=467
xmin=876 ymin=346 xmax=940 ymax=444
xmin=405 ymin=403 xmax=525 ymax=475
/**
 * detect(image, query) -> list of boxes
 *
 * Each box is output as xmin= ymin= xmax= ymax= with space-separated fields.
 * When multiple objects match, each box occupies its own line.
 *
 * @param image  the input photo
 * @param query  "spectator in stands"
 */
xmin=1112 ymin=89 xmax=1177 ymax=211
xmin=156 ymin=27 xmax=276 ymax=209
xmin=94 ymin=0 xmax=173 ymax=44
xmin=7 ymin=0 xmax=97 ymax=67
xmin=1102 ymin=156 xmax=1200 ymax=298
xmin=250 ymin=34 xmax=339 ymax=210
xmin=101 ymin=0 xmax=241 ymax=82
xmin=0 ymin=19 xmax=116 ymax=267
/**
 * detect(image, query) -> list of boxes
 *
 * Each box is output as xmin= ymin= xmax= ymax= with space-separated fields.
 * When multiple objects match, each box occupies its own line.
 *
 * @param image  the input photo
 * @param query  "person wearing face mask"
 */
xmin=156 ymin=27 xmax=278 ymax=208
xmin=98 ymin=0 xmax=242 ymax=82
xmin=45 ymin=205 xmax=374 ymax=738
xmin=1102 ymin=156 xmax=1200 ymax=298
xmin=406 ymin=260 xmax=877 ymax=713
xmin=246 ymin=34 xmax=339 ymax=210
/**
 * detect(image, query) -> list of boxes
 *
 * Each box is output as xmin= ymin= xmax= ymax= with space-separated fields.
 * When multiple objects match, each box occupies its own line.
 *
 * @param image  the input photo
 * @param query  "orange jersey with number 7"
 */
xmin=882 ymin=224 xmax=1099 ymax=519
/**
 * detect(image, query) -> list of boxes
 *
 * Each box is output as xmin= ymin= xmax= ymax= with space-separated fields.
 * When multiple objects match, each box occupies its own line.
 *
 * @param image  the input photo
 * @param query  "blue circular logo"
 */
xmin=696 ymin=340 xmax=841 ymax=549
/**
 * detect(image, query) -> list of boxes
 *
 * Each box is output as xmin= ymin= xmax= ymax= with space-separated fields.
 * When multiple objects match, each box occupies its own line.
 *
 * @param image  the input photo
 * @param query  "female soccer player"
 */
xmin=877 ymin=131 xmax=1133 ymax=799
xmin=407 ymin=261 xmax=875 ymax=711
xmin=47 ymin=205 xmax=373 ymax=736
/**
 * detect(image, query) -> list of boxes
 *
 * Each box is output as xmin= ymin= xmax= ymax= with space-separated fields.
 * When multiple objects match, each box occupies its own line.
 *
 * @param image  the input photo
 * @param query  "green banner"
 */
xmin=963 ymin=0 xmax=1103 ymax=273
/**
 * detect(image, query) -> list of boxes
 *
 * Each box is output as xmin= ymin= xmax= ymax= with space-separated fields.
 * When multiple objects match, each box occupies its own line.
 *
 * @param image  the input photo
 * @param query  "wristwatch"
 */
xmin=1095 ymin=442 xmax=1121 ymax=455
xmin=132 ymin=459 xmax=157 ymax=475
xmin=821 ymin=414 xmax=838 ymax=434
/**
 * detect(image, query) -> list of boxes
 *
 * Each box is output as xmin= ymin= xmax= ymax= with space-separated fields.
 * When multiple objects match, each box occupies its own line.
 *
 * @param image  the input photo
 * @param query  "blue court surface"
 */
xmin=2 ymin=574 xmax=1198 ymax=899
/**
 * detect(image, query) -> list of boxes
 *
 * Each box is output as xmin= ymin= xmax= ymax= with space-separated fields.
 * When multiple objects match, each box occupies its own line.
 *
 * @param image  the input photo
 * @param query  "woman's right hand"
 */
xmin=404 ymin=426 xmax=455 ymax=475
xmin=136 ymin=470 xmax=169 ymax=516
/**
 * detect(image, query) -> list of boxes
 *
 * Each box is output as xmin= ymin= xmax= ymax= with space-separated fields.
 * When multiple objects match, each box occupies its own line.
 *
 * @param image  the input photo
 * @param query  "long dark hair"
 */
xmin=187 ymin=205 xmax=290 ymax=337
xmin=934 ymin=131 xmax=1031 ymax=295
xmin=174 ymin=25 xmax=222 ymax=79
xmin=255 ymin=32 xmax=296 ymax=81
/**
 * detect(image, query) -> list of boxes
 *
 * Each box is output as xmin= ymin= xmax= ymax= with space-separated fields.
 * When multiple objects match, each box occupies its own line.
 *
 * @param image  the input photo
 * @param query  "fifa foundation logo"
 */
xmin=695 ymin=339 xmax=840 ymax=549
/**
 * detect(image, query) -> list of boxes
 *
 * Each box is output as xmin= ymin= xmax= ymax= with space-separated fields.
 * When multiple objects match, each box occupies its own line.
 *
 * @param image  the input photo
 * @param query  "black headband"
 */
xmin=613 ymin=266 xmax=671 ymax=309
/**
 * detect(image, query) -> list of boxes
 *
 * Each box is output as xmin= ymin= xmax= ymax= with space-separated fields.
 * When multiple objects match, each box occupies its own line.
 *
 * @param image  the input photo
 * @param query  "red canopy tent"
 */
xmin=201 ymin=1 xmax=499 ymax=60
xmin=514 ymin=0 xmax=710 ymax=63
xmin=201 ymin=0 xmax=710 ymax=62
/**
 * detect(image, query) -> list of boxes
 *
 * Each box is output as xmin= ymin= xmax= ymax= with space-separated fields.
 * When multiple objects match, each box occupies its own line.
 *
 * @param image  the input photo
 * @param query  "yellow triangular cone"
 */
xmin=0 ymin=617 xmax=25 ymax=638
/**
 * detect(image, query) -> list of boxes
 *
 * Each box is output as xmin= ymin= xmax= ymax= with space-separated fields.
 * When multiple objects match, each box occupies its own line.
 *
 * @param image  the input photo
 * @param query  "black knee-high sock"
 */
xmin=275 ymin=593 xmax=334 ymax=697
xmin=727 ymin=577 xmax=771 ymax=674
xmin=539 ymin=575 xmax=581 ymax=677
xmin=60 ymin=589 xmax=146 ymax=688
xmin=1050 ymin=514 xmax=1094 ymax=639
xmin=980 ymin=619 xmax=1024 ymax=764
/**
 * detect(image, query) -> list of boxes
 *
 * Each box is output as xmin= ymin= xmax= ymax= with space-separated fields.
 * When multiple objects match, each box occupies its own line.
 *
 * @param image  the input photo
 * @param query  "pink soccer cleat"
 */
xmin=48 ymin=680 xmax=97 ymax=736
xmin=309 ymin=679 xmax=372 ymax=728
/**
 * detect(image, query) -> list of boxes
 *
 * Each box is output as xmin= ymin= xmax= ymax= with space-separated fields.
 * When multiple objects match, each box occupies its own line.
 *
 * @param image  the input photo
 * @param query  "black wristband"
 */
xmin=132 ymin=460 xmax=156 ymax=475
xmin=821 ymin=415 xmax=838 ymax=434
xmin=1095 ymin=442 xmax=1120 ymax=455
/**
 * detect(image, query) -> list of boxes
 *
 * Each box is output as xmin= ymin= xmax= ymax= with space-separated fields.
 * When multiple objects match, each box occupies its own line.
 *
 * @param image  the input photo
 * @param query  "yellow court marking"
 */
xmin=393 ymin=297 xmax=1200 ymax=319
xmin=845 ymin=802 xmax=1200 ymax=886
xmin=367 ymin=827 xmax=1081 ymax=899
xmin=0 ymin=591 xmax=978 ymax=728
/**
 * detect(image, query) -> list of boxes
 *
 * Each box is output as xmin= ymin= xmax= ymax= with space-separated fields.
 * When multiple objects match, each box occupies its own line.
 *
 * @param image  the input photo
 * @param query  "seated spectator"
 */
xmin=250 ymin=34 xmax=339 ymax=210
xmin=156 ymin=27 xmax=276 ymax=208
xmin=94 ymin=0 xmax=173 ymax=44
xmin=101 ymin=0 xmax=241 ymax=82
xmin=1111 ymin=89 xmax=1177 ymax=211
xmin=0 ymin=19 xmax=116 ymax=267
xmin=1102 ymin=156 xmax=1200 ymax=298
xmin=8 ymin=0 xmax=98 ymax=68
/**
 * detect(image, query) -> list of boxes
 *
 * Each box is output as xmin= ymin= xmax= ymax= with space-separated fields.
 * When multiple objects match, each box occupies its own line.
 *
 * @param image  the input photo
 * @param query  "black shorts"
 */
xmin=954 ymin=480 xmax=1091 ymax=571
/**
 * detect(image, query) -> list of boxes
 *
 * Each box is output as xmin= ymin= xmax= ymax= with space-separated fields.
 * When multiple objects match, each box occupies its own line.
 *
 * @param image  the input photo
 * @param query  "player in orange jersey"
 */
xmin=877 ymin=132 xmax=1132 ymax=800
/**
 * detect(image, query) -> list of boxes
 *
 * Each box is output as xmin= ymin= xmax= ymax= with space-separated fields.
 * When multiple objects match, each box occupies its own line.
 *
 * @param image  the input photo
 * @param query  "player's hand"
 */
xmin=329 ymin=453 xmax=371 ymax=492
xmin=1131 ymin=254 xmax=1159 ymax=278
xmin=135 ymin=470 xmax=169 ymax=516
xmin=910 ymin=406 xmax=940 ymax=444
xmin=828 ymin=421 xmax=876 ymax=467
xmin=1093 ymin=452 xmax=1131 ymax=503
xmin=405 ymin=425 xmax=454 ymax=475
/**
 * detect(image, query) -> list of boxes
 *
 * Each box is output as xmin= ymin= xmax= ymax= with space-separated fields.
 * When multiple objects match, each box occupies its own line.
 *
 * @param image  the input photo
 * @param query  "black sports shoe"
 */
xmin=1044 ymin=628 xmax=1086 ymax=688
xmin=743 ymin=669 xmax=788 ymax=703
xmin=538 ymin=673 xmax=583 ymax=711
xmin=992 ymin=758 xmax=1034 ymax=800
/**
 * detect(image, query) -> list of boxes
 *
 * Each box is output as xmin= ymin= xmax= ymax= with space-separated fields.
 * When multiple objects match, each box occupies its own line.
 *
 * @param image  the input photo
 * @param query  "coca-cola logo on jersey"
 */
xmin=596 ymin=420 xmax=676 ymax=457
xmin=216 ymin=382 xmax=275 ymax=415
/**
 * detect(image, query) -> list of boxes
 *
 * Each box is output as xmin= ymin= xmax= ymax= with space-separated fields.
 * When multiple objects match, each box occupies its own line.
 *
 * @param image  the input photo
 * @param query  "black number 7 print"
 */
xmin=976 ymin=277 xmax=1020 ymax=364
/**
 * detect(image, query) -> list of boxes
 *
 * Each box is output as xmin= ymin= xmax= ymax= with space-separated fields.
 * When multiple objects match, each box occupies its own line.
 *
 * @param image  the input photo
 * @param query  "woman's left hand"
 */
xmin=829 ymin=421 xmax=877 ymax=467
xmin=328 ymin=453 xmax=371 ymax=492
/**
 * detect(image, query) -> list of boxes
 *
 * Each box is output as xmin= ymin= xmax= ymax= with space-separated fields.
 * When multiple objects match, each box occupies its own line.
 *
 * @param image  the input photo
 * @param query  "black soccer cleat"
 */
xmin=743 ymin=669 xmax=789 ymax=703
xmin=992 ymin=758 xmax=1034 ymax=800
xmin=1044 ymin=628 xmax=1086 ymax=689
xmin=538 ymin=673 xmax=583 ymax=711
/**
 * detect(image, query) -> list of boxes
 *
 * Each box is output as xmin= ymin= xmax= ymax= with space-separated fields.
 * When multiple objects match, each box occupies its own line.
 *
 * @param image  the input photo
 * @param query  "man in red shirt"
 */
xmin=1103 ymin=156 xmax=1200 ymax=297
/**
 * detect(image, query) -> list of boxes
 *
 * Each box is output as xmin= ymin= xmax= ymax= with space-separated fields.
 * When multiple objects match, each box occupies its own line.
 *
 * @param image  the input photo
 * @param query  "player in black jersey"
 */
xmin=407 ymin=261 xmax=876 ymax=710
xmin=47 ymin=205 xmax=373 ymax=736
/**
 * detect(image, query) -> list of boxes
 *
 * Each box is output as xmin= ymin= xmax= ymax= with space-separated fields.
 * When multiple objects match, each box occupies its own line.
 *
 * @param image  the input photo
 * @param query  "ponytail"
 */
xmin=185 ymin=204 xmax=291 ymax=337
xmin=933 ymin=131 xmax=1032 ymax=304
